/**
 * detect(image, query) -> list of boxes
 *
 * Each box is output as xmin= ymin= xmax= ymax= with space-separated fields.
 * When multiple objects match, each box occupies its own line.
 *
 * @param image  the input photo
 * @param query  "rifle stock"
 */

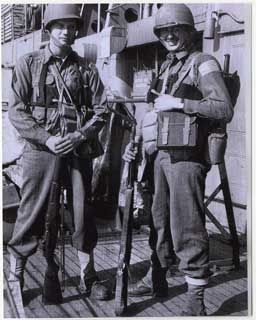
xmin=115 ymin=126 xmax=136 ymax=315
xmin=115 ymin=188 xmax=133 ymax=315
xmin=42 ymin=157 xmax=63 ymax=305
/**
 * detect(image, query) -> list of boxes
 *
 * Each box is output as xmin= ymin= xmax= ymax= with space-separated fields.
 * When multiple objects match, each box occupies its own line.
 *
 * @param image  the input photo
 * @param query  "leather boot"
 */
xmin=80 ymin=275 xmax=111 ymax=300
xmin=79 ymin=262 xmax=111 ymax=300
xmin=128 ymin=279 xmax=153 ymax=297
xmin=8 ymin=254 xmax=26 ymax=291
xmin=128 ymin=265 xmax=154 ymax=297
xmin=182 ymin=284 xmax=207 ymax=316
xmin=128 ymin=266 xmax=168 ymax=297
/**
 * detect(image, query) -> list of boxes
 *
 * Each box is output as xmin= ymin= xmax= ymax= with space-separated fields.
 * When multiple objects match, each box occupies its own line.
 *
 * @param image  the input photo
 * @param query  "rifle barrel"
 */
xmin=107 ymin=98 xmax=147 ymax=104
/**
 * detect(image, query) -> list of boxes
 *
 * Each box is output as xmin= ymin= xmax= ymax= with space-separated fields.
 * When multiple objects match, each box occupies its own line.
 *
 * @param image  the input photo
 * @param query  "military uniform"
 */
xmin=8 ymin=45 xmax=108 ymax=259
xmin=150 ymin=49 xmax=233 ymax=284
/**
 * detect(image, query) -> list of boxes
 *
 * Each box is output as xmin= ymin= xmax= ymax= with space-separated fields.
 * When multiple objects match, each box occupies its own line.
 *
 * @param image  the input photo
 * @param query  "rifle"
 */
xmin=106 ymin=98 xmax=139 ymax=315
xmin=42 ymin=156 xmax=64 ymax=305
xmin=42 ymin=85 xmax=69 ymax=305
xmin=222 ymin=54 xmax=240 ymax=107
xmin=59 ymin=186 xmax=66 ymax=292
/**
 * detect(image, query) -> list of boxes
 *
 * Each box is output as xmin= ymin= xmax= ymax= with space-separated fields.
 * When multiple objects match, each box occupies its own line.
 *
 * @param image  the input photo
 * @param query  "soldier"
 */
xmin=123 ymin=115 xmax=176 ymax=298
xmin=8 ymin=4 xmax=111 ymax=301
xmin=124 ymin=3 xmax=233 ymax=315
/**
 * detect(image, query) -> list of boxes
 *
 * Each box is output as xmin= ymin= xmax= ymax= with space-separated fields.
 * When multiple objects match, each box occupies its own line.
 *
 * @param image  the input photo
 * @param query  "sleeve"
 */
xmin=79 ymin=63 xmax=109 ymax=139
xmin=183 ymin=54 xmax=234 ymax=123
xmin=8 ymin=55 xmax=51 ymax=145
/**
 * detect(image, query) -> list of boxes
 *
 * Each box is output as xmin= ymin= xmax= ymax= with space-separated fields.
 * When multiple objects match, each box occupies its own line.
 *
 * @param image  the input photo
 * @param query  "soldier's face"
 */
xmin=159 ymin=26 xmax=191 ymax=52
xmin=49 ymin=19 xmax=77 ymax=48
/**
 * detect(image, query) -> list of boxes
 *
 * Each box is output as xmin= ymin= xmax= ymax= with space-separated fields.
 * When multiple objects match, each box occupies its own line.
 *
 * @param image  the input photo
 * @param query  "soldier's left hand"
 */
xmin=54 ymin=131 xmax=83 ymax=155
xmin=154 ymin=94 xmax=183 ymax=112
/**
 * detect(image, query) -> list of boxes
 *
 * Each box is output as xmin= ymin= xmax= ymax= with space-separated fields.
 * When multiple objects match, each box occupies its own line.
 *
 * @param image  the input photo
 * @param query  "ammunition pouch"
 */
xmin=32 ymin=106 xmax=47 ymax=124
xmin=157 ymin=111 xmax=198 ymax=148
xmin=32 ymin=106 xmax=56 ymax=125
xmin=44 ymin=103 xmax=83 ymax=135
xmin=61 ymin=103 xmax=79 ymax=134
xmin=142 ymin=110 xmax=158 ymax=155
xmin=207 ymin=128 xmax=227 ymax=165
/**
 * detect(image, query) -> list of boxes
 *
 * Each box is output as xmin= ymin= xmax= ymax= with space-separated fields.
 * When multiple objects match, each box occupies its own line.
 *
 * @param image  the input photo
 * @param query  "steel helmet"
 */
xmin=154 ymin=4 xmax=194 ymax=37
xmin=44 ymin=4 xmax=83 ymax=31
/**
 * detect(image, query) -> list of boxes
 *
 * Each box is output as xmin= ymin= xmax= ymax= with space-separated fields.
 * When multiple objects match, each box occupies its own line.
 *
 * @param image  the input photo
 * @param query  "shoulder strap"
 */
xmin=160 ymin=64 xmax=171 ymax=94
xmin=50 ymin=63 xmax=75 ymax=105
xmin=158 ymin=60 xmax=171 ymax=79
xmin=29 ymin=50 xmax=45 ymax=103
xmin=170 ymin=51 xmax=201 ymax=96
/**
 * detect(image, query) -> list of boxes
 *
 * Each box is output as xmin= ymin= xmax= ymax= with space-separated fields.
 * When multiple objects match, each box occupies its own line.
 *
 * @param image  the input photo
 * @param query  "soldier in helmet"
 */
xmin=8 ymin=4 xmax=111 ymax=302
xmin=124 ymin=3 xmax=233 ymax=315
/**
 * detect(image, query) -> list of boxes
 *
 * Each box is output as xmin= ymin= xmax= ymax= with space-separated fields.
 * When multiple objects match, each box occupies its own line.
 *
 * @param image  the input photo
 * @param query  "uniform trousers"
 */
xmin=8 ymin=142 xmax=97 ymax=260
xmin=151 ymin=150 xmax=211 ymax=282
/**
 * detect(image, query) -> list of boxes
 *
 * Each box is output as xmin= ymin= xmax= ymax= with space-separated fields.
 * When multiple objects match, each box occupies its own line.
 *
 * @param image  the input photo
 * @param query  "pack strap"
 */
xmin=31 ymin=55 xmax=47 ymax=103
xmin=161 ymin=116 xmax=169 ymax=145
xmin=170 ymin=51 xmax=201 ymax=96
xmin=49 ymin=63 xmax=75 ymax=105
xmin=183 ymin=116 xmax=191 ymax=145
xmin=161 ymin=64 xmax=171 ymax=94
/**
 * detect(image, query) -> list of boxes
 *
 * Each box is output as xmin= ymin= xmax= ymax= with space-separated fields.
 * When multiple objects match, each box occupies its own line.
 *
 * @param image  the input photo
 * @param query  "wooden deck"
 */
xmin=3 ymin=231 xmax=248 ymax=317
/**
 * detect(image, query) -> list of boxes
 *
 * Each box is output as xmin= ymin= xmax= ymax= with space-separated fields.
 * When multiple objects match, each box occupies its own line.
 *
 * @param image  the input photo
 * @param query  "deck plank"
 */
xmin=3 ymin=233 xmax=248 ymax=317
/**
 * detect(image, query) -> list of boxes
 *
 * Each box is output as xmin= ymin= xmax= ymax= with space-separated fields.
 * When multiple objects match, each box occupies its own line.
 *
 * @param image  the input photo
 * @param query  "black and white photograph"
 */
xmin=2 ymin=3 xmax=251 ymax=317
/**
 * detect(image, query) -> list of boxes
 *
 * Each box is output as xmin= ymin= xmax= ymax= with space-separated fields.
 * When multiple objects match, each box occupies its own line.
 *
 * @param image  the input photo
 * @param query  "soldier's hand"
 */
xmin=122 ymin=142 xmax=138 ymax=162
xmin=46 ymin=132 xmax=83 ymax=155
xmin=154 ymin=94 xmax=184 ymax=112
xmin=54 ymin=131 xmax=84 ymax=155
xmin=45 ymin=135 xmax=64 ymax=154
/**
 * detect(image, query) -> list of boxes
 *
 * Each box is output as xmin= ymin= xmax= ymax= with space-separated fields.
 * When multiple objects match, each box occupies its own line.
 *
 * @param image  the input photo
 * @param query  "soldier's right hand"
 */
xmin=122 ymin=142 xmax=138 ymax=162
xmin=45 ymin=135 xmax=65 ymax=154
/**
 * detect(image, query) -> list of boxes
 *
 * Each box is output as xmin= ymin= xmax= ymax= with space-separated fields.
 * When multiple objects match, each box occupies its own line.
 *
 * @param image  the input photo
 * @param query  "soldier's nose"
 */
xmin=166 ymin=34 xmax=174 ymax=41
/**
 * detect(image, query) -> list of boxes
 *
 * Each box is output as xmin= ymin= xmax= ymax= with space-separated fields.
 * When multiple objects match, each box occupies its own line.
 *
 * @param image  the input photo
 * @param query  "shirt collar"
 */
xmin=166 ymin=50 xmax=189 ymax=62
xmin=43 ymin=45 xmax=78 ymax=64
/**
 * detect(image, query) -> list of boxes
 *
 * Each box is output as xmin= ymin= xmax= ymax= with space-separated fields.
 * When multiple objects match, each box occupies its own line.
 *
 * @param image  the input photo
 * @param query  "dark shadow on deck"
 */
xmin=23 ymin=288 xmax=42 ymax=306
xmin=210 ymin=292 xmax=248 ymax=315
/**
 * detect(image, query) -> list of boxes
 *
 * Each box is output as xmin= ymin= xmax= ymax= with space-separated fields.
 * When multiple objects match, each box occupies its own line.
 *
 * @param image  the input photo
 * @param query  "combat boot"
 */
xmin=79 ymin=266 xmax=111 ymax=300
xmin=128 ymin=278 xmax=152 ymax=297
xmin=182 ymin=283 xmax=207 ymax=316
xmin=8 ymin=254 xmax=26 ymax=291
xmin=128 ymin=266 xmax=168 ymax=297
xmin=80 ymin=275 xmax=111 ymax=300
xmin=78 ymin=251 xmax=111 ymax=300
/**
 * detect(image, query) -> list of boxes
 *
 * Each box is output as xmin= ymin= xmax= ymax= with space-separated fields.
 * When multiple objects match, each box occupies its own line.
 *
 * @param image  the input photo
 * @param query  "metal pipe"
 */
xmin=139 ymin=4 xmax=142 ymax=20
xmin=155 ymin=47 xmax=158 ymax=75
xmin=24 ymin=4 xmax=27 ymax=35
xmin=80 ymin=4 xmax=84 ymax=17
xmin=217 ymin=10 xmax=244 ymax=24
xmin=104 ymin=3 xmax=113 ymax=28
xmin=97 ymin=3 xmax=101 ymax=33
xmin=41 ymin=4 xmax=44 ymax=30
